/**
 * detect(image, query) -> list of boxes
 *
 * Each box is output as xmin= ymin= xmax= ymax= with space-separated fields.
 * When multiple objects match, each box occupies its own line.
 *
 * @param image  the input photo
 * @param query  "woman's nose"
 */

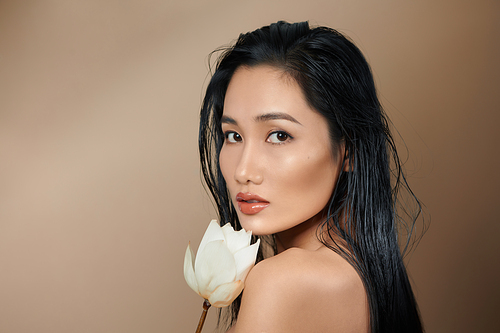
xmin=234 ymin=143 xmax=263 ymax=185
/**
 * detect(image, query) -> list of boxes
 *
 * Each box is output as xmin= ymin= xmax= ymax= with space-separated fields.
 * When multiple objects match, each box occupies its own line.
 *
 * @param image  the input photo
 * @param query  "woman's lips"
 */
xmin=236 ymin=192 xmax=270 ymax=215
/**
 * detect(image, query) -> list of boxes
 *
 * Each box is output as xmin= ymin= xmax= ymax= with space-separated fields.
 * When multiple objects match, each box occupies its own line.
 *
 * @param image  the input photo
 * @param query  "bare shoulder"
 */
xmin=232 ymin=247 xmax=369 ymax=333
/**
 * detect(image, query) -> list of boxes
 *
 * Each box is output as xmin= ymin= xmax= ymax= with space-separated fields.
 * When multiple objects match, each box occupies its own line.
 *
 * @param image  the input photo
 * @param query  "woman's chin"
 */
xmin=238 ymin=217 xmax=271 ymax=236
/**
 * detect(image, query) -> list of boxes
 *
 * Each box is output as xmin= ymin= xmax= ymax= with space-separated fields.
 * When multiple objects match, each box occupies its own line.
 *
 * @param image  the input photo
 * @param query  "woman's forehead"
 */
xmin=223 ymin=66 xmax=311 ymax=120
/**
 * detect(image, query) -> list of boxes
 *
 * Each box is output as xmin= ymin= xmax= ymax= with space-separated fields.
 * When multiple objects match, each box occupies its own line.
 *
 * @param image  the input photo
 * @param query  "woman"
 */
xmin=199 ymin=21 xmax=423 ymax=332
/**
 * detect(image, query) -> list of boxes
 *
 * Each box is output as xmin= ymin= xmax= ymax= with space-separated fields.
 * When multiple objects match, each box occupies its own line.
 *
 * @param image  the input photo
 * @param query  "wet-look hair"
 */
xmin=199 ymin=21 xmax=424 ymax=333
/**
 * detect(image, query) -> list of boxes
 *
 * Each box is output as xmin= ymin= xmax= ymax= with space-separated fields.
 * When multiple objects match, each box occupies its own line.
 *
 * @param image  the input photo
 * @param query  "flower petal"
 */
xmin=208 ymin=280 xmax=244 ymax=308
xmin=197 ymin=220 xmax=225 ymax=256
xmin=222 ymin=223 xmax=252 ymax=255
xmin=183 ymin=243 xmax=199 ymax=294
xmin=195 ymin=240 xmax=236 ymax=299
xmin=234 ymin=239 xmax=260 ymax=281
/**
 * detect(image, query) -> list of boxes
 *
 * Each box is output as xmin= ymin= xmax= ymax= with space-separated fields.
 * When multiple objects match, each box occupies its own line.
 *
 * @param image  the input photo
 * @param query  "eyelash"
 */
xmin=266 ymin=130 xmax=293 ymax=144
xmin=223 ymin=130 xmax=294 ymax=145
xmin=224 ymin=131 xmax=242 ymax=143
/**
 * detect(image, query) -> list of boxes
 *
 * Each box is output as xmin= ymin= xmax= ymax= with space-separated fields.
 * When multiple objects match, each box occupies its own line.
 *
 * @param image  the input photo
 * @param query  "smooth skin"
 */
xmin=221 ymin=65 xmax=368 ymax=332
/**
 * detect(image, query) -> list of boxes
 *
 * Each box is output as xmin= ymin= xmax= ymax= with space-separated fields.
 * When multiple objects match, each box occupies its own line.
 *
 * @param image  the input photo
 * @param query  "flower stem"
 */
xmin=195 ymin=299 xmax=211 ymax=333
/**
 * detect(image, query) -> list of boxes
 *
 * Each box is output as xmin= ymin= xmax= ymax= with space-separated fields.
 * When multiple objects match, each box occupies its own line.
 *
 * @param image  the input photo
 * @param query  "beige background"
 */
xmin=0 ymin=1 xmax=499 ymax=332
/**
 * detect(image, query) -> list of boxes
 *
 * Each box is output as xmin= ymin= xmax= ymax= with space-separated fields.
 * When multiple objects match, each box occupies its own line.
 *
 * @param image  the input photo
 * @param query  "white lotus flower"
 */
xmin=184 ymin=220 xmax=260 ymax=307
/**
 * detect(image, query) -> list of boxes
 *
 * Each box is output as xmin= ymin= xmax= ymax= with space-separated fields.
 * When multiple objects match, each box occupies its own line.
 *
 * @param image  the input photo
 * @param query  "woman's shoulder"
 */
xmin=232 ymin=247 xmax=368 ymax=333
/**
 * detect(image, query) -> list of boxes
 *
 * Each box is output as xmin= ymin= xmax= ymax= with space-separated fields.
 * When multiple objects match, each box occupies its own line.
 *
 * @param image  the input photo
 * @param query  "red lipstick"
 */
xmin=236 ymin=192 xmax=270 ymax=215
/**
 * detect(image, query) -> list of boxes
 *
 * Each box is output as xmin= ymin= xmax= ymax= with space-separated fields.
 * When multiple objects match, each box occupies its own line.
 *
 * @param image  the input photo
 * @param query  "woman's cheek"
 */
xmin=281 ymin=148 xmax=336 ymax=209
xmin=219 ymin=147 xmax=231 ymax=186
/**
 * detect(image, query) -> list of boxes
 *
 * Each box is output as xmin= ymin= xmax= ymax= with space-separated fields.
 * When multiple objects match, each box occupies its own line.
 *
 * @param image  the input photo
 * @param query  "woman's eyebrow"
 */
xmin=254 ymin=112 xmax=302 ymax=125
xmin=221 ymin=115 xmax=237 ymax=125
xmin=221 ymin=112 xmax=302 ymax=126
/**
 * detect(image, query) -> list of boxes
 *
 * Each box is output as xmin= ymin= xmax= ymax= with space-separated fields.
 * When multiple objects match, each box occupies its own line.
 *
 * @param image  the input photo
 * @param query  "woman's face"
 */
xmin=219 ymin=65 xmax=343 ymax=237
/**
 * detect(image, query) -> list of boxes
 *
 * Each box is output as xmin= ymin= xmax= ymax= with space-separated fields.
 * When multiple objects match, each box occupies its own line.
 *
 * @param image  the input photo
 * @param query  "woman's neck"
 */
xmin=275 ymin=214 xmax=325 ymax=253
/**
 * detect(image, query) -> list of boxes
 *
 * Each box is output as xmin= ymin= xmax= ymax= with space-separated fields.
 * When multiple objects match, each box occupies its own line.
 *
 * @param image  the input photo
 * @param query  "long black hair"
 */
xmin=199 ymin=21 xmax=423 ymax=333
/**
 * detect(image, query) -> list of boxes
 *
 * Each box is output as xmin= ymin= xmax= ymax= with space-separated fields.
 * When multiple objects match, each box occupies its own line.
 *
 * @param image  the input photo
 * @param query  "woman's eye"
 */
xmin=267 ymin=131 xmax=291 ymax=144
xmin=225 ymin=132 xmax=242 ymax=143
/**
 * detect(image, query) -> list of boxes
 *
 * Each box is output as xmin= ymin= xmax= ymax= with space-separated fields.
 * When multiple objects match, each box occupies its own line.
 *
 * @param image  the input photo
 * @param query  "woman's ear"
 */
xmin=343 ymin=152 xmax=350 ymax=172
xmin=339 ymin=142 xmax=350 ymax=172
